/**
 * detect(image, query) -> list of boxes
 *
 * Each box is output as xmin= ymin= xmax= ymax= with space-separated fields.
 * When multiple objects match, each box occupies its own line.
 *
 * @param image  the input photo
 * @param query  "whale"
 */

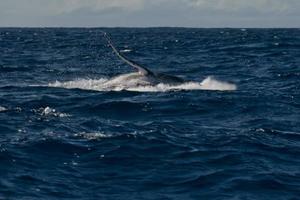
xmin=101 ymin=31 xmax=185 ymax=88
xmin=47 ymin=32 xmax=237 ymax=92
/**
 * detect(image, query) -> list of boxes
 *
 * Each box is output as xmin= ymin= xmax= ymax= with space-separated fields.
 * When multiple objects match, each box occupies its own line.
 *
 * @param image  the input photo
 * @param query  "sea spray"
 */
xmin=48 ymin=76 xmax=236 ymax=92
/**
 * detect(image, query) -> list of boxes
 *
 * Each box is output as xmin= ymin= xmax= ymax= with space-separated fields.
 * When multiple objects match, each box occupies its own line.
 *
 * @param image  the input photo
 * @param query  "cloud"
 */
xmin=0 ymin=0 xmax=299 ymax=27
xmin=185 ymin=0 xmax=300 ymax=14
xmin=2 ymin=0 xmax=145 ymax=15
xmin=58 ymin=0 xmax=145 ymax=13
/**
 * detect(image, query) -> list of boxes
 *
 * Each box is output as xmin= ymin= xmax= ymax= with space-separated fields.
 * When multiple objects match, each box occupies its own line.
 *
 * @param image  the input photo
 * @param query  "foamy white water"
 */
xmin=120 ymin=49 xmax=132 ymax=53
xmin=32 ymin=106 xmax=71 ymax=117
xmin=73 ymin=132 xmax=113 ymax=140
xmin=0 ymin=106 xmax=7 ymax=112
xmin=48 ymin=76 xmax=236 ymax=92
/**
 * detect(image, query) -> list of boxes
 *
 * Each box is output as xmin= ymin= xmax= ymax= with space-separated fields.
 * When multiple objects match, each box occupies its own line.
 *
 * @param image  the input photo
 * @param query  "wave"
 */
xmin=73 ymin=132 xmax=113 ymax=140
xmin=32 ymin=106 xmax=71 ymax=118
xmin=0 ymin=106 xmax=7 ymax=112
xmin=120 ymin=49 xmax=132 ymax=53
xmin=48 ymin=76 xmax=237 ymax=92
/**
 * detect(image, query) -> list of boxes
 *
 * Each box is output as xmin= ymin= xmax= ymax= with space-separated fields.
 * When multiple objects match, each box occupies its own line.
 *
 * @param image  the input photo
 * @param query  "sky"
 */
xmin=0 ymin=0 xmax=299 ymax=27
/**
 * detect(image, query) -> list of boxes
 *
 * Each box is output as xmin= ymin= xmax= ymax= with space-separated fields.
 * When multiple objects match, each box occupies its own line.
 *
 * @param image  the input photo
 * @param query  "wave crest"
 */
xmin=0 ymin=106 xmax=7 ymax=112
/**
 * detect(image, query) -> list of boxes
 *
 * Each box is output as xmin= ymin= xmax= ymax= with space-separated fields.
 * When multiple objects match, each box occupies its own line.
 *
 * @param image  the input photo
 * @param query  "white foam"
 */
xmin=120 ymin=49 xmax=132 ymax=53
xmin=35 ymin=106 xmax=71 ymax=117
xmin=73 ymin=131 xmax=138 ymax=140
xmin=0 ymin=106 xmax=7 ymax=112
xmin=48 ymin=76 xmax=236 ymax=92
xmin=74 ymin=132 xmax=113 ymax=140
xmin=49 ymin=78 xmax=108 ymax=90
xmin=198 ymin=76 xmax=237 ymax=91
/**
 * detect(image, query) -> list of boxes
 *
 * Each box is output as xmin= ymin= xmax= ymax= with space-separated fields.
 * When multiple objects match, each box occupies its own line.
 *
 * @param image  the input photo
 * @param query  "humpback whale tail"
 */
xmin=101 ymin=31 xmax=152 ymax=76
xmin=48 ymin=32 xmax=237 ymax=91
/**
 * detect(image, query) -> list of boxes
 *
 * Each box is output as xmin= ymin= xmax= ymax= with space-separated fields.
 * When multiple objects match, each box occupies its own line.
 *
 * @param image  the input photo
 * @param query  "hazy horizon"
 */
xmin=0 ymin=0 xmax=299 ymax=28
xmin=0 ymin=26 xmax=299 ymax=28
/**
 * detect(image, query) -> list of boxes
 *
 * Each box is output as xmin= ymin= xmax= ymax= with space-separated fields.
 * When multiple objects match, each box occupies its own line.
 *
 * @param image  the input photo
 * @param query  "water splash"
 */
xmin=73 ymin=132 xmax=113 ymax=140
xmin=198 ymin=76 xmax=237 ymax=91
xmin=33 ymin=106 xmax=71 ymax=117
xmin=120 ymin=49 xmax=132 ymax=53
xmin=48 ymin=76 xmax=236 ymax=92
xmin=0 ymin=106 xmax=7 ymax=112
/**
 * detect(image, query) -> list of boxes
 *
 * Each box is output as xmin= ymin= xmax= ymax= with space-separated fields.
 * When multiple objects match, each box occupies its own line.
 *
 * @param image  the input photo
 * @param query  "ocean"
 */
xmin=0 ymin=28 xmax=299 ymax=199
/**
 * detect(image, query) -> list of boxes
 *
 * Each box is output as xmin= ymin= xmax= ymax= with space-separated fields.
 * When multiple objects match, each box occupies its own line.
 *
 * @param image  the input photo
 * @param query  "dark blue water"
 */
xmin=0 ymin=28 xmax=299 ymax=200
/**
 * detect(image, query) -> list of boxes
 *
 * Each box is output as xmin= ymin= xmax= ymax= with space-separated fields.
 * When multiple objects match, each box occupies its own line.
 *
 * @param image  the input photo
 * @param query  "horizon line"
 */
xmin=0 ymin=26 xmax=299 ymax=29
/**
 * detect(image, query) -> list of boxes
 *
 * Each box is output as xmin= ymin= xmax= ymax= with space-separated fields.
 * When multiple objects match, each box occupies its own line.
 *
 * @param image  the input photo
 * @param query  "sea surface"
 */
xmin=0 ymin=28 xmax=299 ymax=200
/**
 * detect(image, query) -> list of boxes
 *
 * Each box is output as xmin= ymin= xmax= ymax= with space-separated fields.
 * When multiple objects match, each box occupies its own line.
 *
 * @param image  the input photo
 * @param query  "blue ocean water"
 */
xmin=0 ymin=28 xmax=299 ymax=199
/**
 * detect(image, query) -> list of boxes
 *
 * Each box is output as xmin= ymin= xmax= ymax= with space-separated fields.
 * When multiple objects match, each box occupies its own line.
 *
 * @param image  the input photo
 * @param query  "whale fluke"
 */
xmin=47 ymin=32 xmax=237 ymax=92
xmin=102 ymin=31 xmax=151 ymax=76
xmin=101 ymin=31 xmax=185 ymax=85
